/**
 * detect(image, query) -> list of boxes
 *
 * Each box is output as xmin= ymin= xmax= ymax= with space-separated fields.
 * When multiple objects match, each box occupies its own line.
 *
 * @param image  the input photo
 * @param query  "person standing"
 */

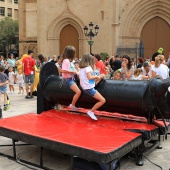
xmin=152 ymin=47 xmax=163 ymax=61
xmin=0 ymin=56 xmax=4 ymax=66
xmin=51 ymin=55 xmax=57 ymax=64
xmin=141 ymin=61 xmax=152 ymax=78
xmin=16 ymin=70 xmax=24 ymax=94
xmin=111 ymin=55 xmax=122 ymax=72
xmin=94 ymin=54 xmax=106 ymax=74
xmin=0 ymin=65 xmax=9 ymax=113
xmin=152 ymin=55 xmax=169 ymax=79
xmin=8 ymin=66 xmax=15 ymax=94
xmin=121 ymin=55 xmax=134 ymax=80
xmin=22 ymin=50 xmax=36 ymax=99
xmin=7 ymin=54 xmax=16 ymax=72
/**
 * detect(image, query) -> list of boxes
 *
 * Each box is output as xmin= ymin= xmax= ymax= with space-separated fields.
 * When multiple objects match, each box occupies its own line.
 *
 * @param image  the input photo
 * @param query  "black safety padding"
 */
xmin=41 ymin=75 xmax=149 ymax=118
xmin=149 ymin=78 xmax=170 ymax=118
xmin=38 ymin=63 xmax=170 ymax=119
xmin=40 ymin=62 xmax=59 ymax=86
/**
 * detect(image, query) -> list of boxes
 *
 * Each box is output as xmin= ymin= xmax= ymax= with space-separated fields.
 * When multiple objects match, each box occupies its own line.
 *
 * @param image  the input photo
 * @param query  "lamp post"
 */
xmin=83 ymin=22 xmax=99 ymax=55
xmin=2 ymin=38 xmax=6 ymax=58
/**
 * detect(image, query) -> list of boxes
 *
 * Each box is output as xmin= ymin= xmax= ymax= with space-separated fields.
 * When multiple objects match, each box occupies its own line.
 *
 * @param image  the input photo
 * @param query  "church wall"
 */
xmin=19 ymin=0 xmax=170 ymax=59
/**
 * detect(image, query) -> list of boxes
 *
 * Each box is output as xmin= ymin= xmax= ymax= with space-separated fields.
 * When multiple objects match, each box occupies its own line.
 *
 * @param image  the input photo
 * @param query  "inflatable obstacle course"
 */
xmin=0 ymin=62 xmax=169 ymax=170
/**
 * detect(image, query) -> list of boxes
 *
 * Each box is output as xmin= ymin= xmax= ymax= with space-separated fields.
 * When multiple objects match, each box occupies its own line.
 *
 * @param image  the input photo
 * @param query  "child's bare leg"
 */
xmin=25 ymin=84 xmax=29 ymax=96
xmin=91 ymin=92 xmax=106 ymax=112
xmin=3 ymin=93 xmax=7 ymax=105
xmin=12 ymin=85 xmax=14 ymax=92
xmin=70 ymin=83 xmax=81 ymax=106
xmin=30 ymin=84 xmax=34 ymax=96
xmin=18 ymin=86 xmax=21 ymax=93
xmin=87 ymin=92 xmax=105 ymax=120
xmin=21 ymin=87 xmax=24 ymax=93
xmin=9 ymin=85 xmax=11 ymax=92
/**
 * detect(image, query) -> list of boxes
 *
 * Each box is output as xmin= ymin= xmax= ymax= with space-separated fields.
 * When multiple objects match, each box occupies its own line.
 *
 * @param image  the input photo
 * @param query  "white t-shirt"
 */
xmin=8 ymin=71 xmax=15 ymax=83
xmin=16 ymin=74 xmax=24 ymax=84
xmin=141 ymin=66 xmax=152 ymax=77
xmin=132 ymin=75 xmax=142 ymax=80
xmin=152 ymin=64 xmax=169 ymax=79
xmin=79 ymin=66 xmax=95 ymax=90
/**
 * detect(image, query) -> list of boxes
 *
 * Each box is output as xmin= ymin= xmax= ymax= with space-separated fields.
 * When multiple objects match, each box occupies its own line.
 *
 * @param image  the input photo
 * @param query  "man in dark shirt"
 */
xmin=111 ymin=55 xmax=122 ymax=72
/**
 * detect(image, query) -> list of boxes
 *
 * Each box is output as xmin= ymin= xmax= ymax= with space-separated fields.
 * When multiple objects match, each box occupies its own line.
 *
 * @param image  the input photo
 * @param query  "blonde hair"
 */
xmin=158 ymin=54 xmax=164 ymax=64
xmin=79 ymin=54 xmax=95 ymax=70
xmin=154 ymin=56 xmax=161 ymax=68
xmin=60 ymin=45 xmax=76 ymax=61
xmin=114 ymin=70 xmax=122 ymax=76
xmin=134 ymin=68 xmax=142 ymax=76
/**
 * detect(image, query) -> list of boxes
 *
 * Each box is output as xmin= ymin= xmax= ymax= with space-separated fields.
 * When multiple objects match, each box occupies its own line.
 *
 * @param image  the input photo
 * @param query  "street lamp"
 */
xmin=83 ymin=22 xmax=99 ymax=55
xmin=2 ymin=38 xmax=6 ymax=58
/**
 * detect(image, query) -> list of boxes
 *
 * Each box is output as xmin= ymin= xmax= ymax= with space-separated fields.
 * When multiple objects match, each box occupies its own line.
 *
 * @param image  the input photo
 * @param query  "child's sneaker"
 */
xmin=87 ymin=111 xmax=98 ymax=120
xmin=4 ymin=104 xmax=10 ymax=111
xmin=54 ymin=104 xmax=58 ymax=110
xmin=68 ymin=104 xmax=78 ymax=111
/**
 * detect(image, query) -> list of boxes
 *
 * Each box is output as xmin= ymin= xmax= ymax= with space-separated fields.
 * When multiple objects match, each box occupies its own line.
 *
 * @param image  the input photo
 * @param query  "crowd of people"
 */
xmin=41 ymin=46 xmax=169 ymax=120
xmin=0 ymin=46 xmax=170 ymax=119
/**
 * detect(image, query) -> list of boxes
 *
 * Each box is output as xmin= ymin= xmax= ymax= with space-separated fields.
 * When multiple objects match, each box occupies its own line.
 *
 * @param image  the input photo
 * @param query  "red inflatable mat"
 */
xmin=63 ymin=107 xmax=147 ymax=123
xmin=0 ymin=110 xmax=142 ymax=163
xmin=63 ymin=108 xmax=159 ymax=140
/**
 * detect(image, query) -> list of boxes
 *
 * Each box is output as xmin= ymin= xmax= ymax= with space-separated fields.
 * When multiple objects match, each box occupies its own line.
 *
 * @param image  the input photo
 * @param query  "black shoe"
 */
xmin=30 ymin=95 xmax=34 ymax=98
xmin=25 ymin=95 xmax=30 ymax=99
xmin=4 ymin=104 xmax=10 ymax=111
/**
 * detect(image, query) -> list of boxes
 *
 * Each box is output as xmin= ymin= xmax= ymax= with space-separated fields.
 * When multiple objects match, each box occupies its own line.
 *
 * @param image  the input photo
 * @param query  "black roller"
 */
xmin=38 ymin=63 xmax=170 ymax=119
xmin=39 ymin=62 xmax=59 ymax=87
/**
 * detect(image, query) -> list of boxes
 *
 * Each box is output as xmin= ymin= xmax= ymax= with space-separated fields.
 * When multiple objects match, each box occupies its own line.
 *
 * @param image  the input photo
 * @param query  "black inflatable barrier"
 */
xmin=37 ymin=62 xmax=170 ymax=120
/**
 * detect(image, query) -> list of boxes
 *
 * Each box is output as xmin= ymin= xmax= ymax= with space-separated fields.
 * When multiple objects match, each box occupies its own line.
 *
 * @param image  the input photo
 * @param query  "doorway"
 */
xmin=141 ymin=17 xmax=170 ymax=59
xmin=60 ymin=24 xmax=79 ymax=58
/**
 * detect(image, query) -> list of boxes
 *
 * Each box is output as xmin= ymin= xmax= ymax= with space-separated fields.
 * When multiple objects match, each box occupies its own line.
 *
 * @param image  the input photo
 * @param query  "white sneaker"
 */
xmin=68 ymin=104 xmax=78 ymax=111
xmin=87 ymin=111 xmax=98 ymax=120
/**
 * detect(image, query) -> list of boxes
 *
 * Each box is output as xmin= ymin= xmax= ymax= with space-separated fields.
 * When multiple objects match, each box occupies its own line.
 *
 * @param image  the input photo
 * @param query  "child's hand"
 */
xmin=122 ymin=62 xmax=126 ymax=68
xmin=95 ymin=76 xmax=100 ymax=81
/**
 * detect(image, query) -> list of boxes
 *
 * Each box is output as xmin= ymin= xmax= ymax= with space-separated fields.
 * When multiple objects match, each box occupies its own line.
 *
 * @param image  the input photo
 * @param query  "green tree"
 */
xmin=100 ymin=52 xmax=109 ymax=61
xmin=0 ymin=17 xmax=19 ymax=58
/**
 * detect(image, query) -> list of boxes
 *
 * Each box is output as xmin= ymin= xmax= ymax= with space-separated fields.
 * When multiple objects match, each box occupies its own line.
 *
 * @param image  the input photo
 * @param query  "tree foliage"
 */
xmin=100 ymin=52 xmax=109 ymax=61
xmin=0 ymin=17 xmax=19 ymax=56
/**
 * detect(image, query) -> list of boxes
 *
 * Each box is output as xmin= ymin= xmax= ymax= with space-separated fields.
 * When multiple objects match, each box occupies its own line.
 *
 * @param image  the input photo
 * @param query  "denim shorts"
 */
xmin=0 ymin=86 xmax=7 ymax=93
xmin=24 ymin=75 xmax=34 ymax=84
xmin=64 ymin=78 xmax=75 ymax=88
xmin=84 ymin=88 xmax=97 ymax=97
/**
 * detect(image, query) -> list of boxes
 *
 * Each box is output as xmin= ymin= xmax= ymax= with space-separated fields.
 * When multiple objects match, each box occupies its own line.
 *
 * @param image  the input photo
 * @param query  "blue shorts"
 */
xmin=84 ymin=88 xmax=97 ymax=97
xmin=64 ymin=78 xmax=75 ymax=88
xmin=0 ymin=86 xmax=7 ymax=93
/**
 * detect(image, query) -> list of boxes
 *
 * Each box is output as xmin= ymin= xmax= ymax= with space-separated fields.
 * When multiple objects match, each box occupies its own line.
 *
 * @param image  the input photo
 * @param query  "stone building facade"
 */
xmin=19 ymin=0 xmax=170 ymax=59
xmin=0 ymin=0 xmax=18 ymax=20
